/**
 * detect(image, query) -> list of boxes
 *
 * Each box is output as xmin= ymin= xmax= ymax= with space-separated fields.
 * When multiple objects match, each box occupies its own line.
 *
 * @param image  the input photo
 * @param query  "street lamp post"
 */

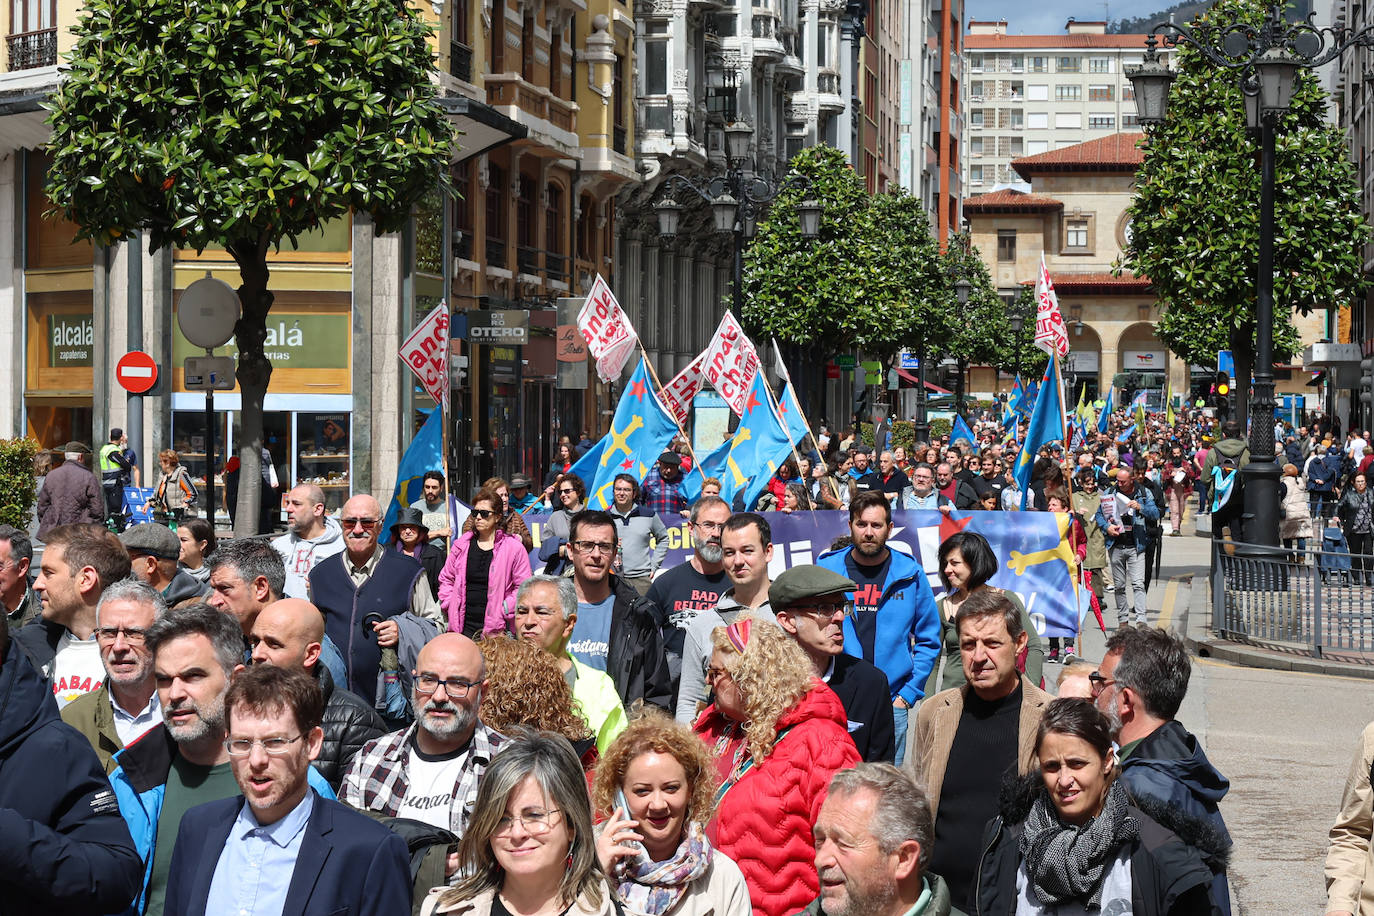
xmin=1126 ymin=5 xmax=1374 ymax=548
xmin=653 ymin=121 xmax=821 ymax=322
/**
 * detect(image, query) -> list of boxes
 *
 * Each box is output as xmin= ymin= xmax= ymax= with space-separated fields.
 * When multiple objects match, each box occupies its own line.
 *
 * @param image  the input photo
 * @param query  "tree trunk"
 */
xmin=1231 ymin=324 xmax=1254 ymax=432
xmin=228 ymin=237 xmax=275 ymax=538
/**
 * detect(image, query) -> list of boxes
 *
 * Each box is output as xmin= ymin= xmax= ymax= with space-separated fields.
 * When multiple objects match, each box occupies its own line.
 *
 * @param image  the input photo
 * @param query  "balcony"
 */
xmin=517 ymin=245 xmax=541 ymax=275
xmin=6 ymin=29 xmax=56 ymax=71
xmin=449 ymin=42 xmax=473 ymax=82
xmin=751 ymin=14 xmax=784 ymax=59
xmin=486 ymin=238 xmax=509 ymax=269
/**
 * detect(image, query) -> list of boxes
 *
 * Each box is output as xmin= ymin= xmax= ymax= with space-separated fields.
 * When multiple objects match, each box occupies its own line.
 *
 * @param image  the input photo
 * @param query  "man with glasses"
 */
xmin=900 ymin=465 xmax=952 ymax=511
xmin=772 ymin=565 xmax=895 ymax=762
xmin=607 ymin=474 xmax=669 ymax=596
xmin=1093 ymin=627 xmax=1233 ymax=913
xmin=341 ymin=633 xmax=505 ymax=862
xmin=108 ymin=603 xmax=337 ymax=915
xmin=164 ymin=665 xmax=410 ymax=916
xmin=62 ymin=580 xmax=167 ymax=774
xmin=309 ymin=494 xmax=443 ymax=707
xmin=646 ymin=496 xmax=732 ymax=708
xmin=567 ymin=509 xmax=672 ymax=712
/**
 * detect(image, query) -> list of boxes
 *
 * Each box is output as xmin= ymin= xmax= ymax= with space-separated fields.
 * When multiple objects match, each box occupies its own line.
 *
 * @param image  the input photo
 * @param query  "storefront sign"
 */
xmin=173 ymin=311 xmax=350 ymax=369
xmin=48 ymin=314 xmax=94 ymax=366
xmin=556 ymin=298 xmax=588 ymax=390
xmin=468 ymin=310 xmax=530 ymax=344
xmin=1122 ymin=350 xmax=1165 ymax=370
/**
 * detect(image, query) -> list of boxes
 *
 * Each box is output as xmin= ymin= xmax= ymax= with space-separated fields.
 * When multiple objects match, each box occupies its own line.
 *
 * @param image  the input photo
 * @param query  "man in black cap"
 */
xmin=98 ymin=428 xmax=138 ymax=531
xmin=771 ymin=564 xmax=896 ymax=763
xmin=639 ymin=450 xmax=690 ymax=518
xmin=120 ymin=523 xmax=209 ymax=605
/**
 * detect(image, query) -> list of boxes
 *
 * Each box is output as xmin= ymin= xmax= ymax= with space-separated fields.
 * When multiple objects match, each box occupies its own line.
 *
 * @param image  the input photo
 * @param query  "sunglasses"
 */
xmin=470 ymin=509 xmax=496 ymax=519
xmin=342 ymin=517 xmax=379 ymax=530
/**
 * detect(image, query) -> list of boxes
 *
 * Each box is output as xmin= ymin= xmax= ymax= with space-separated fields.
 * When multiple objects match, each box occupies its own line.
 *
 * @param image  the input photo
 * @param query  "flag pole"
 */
xmin=637 ymin=343 xmax=707 ymax=483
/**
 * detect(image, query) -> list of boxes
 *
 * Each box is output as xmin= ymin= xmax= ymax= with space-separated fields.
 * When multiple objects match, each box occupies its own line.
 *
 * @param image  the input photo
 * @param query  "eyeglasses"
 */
xmin=1088 ymin=671 xmax=1116 ymax=695
xmin=95 ymin=626 xmax=149 ymax=644
xmin=572 ymin=540 xmax=615 ymax=555
xmin=225 ymin=735 xmax=304 ymax=757
xmin=413 ymin=673 xmax=485 ymax=697
xmin=470 ymin=509 xmax=496 ymax=519
xmin=494 ymin=808 xmax=564 ymax=837
xmin=342 ymin=517 xmax=379 ymax=531
xmin=694 ymin=520 xmax=726 ymax=532
xmin=790 ymin=601 xmax=854 ymax=619
xmin=703 ymin=665 xmax=734 ymax=684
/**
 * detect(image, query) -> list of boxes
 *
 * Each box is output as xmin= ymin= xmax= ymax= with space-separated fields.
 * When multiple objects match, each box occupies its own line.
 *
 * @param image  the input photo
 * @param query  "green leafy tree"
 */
xmin=995 ymin=285 xmax=1049 ymax=382
xmin=0 ymin=439 xmax=40 ymax=530
xmin=45 ymin=0 xmax=453 ymax=533
xmin=1121 ymin=0 xmax=1366 ymax=424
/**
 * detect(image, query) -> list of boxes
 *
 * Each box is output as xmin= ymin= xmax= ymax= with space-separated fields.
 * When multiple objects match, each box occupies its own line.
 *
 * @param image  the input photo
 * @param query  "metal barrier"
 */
xmin=1211 ymin=538 xmax=1374 ymax=662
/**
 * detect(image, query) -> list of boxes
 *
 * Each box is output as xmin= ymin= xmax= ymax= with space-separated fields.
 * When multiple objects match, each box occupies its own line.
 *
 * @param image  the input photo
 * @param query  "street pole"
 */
xmin=914 ymin=342 xmax=929 ymax=444
xmin=732 ymin=226 xmax=744 ymax=321
xmin=1242 ymin=116 xmax=1282 ymax=547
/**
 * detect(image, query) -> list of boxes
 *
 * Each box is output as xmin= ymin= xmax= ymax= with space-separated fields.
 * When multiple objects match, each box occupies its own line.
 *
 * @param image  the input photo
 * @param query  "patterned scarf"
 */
xmin=1018 ymin=779 xmax=1139 ymax=909
xmin=614 ymin=822 xmax=712 ymax=916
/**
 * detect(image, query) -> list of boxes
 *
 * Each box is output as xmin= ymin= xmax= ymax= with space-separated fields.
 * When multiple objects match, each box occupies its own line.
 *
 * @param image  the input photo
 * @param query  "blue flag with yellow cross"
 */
xmin=568 ymin=358 xmax=681 ymax=509
xmin=682 ymin=372 xmax=794 ymax=509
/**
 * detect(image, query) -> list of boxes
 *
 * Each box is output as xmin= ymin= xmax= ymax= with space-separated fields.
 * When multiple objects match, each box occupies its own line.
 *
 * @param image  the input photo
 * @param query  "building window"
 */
xmin=545 ymin=185 xmax=564 ymax=280
xmin=816 ymin=20 xmax=834 ymax=68
xmin=970 ymin=165 xmax=984 ymax=184
xmin=645 ymin=37 xmax=667 ymax=95
xmin=1055 ymin=84 xmax=1081 ymax=101
xmin=969 ymin=53 xmax=984 ymax=71
xmin=970 ymin=109 xmax=984 ymax=127
xmin=970 ymin=136 xmax=983 ymax=155
xmin=1055 ymin=112 xmax=1082 ymax=128
xmin=1122 ymin=113 xmax=1140 ymax=128
xmin=490 ymin=1 xmax=505 ymax=72
xmin=1009 ymin=54 xmax=1024 ymax=71
xmin=1088 ymin=84 xmax=1113 ymax=101
xmin=1027 ymin=84 xmax=1048 ymax=101
xmin=1011 ymin=109 xmax=1024 ymax=128
xmin=521 ymin=15 xmax=534 ymax=80
xmin=486 ymin=163 xmax=506 ymax=256
xmin=1027 ymin=112 xmax=1048 ymax=129
xmin=1029 ymin=56 xmax=1048 ymax=72
xmin=1057 ymin=56 xmax=1081 ymax=72
xmin=549 ymin=31 xmax=562 ymax=95
xmin=1123 ymin=83 xmax=1135 ymax=101
xmin=1088 ymin=115 xmax=1115 ymax=129
xmin=1061 ymin=213 xmax=1096 ymax=254
xmin=970 ymin=80 xmax=984 ymax=99
xmin=1027 ymin=139 xmax=1048 ymax=154
xmin=998 ymin=229 xmax=1016 ymax=261
xmin=1088 ymin=57 xmax=1111 ymax=73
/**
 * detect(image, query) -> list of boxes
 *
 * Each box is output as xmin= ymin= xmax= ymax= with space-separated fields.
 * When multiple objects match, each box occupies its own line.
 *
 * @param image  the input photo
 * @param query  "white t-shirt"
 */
xmin=52 ymin=631 xmax=105 ymax=709
xmin=395 ymin=742 xmax=469 ymax=829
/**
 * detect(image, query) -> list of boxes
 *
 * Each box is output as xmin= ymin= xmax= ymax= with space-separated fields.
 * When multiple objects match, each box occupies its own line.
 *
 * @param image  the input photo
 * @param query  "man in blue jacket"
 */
xmin=818 ymin=490 xmax=941 ymax=765
xmin=0 ymin=616 xmax=141 ymax=915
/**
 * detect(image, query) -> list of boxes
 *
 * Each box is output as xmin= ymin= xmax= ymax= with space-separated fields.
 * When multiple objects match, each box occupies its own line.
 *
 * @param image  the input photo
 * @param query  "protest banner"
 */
xmin=660 ymin=352 xmax=706 ymax=427
xmin=399 ymin=302 xmax=451 ymax=410
xmin=702 ymin=312 xmax=761 ymax=415
xmin=577 ymin=273 xmax=638 ymax=382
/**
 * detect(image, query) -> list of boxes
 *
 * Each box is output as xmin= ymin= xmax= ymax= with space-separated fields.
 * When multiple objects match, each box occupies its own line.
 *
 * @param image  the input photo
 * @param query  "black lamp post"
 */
xmin=1126 ymin=6 xmax=1372 ymax=548
xmin=654 ymin=120 xmax=821 ymax=321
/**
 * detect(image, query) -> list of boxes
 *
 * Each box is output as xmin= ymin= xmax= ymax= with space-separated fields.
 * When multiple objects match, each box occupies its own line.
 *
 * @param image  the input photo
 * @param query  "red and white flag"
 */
xmin=1034 ymin=255 xmax=1070 ymax=359
xmin=702 ymin=312 xmax=762 ymax=416
xmin=660 ymin=352 xmax=705 ymax=428
xmin=577 ymin=273 xmax=639 ymax=382
xmin=399 ymin=302 xmax=451 ymax=411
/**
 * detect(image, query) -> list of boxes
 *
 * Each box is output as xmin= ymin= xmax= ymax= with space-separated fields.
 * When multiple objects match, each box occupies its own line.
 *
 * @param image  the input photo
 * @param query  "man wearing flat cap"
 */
xmin=36 ymin=441 xmax=105 ymax=541
xmin=772 ymin=564 xmax=896 ymax=763
xmin=120 ymin=523 xmax=210 ymax=606
xmin=639 ymin=450 xmax=690 ymax=518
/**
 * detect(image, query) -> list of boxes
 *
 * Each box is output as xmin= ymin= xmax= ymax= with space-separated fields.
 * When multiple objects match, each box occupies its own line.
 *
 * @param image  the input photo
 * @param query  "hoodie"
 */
xmin=1122 ymin=719 xmax=1234 ymax=914
xmin=161 ymin=569 xmax=209 ymax=606
xmin=1202 ymin=437 xmax=1250 ymax=484
xmin=0 ymin=639 xmax=142 ymax=914
xmin=273 ymin=517 xmax=346 ymax=600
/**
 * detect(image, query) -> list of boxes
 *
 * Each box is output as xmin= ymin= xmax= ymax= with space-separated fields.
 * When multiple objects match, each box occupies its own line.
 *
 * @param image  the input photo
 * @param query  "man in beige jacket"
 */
xmin=904 ymin=588 xmax=1050 ymax=910
xmin=1326 ymin=720 xmax=1374 ymax=915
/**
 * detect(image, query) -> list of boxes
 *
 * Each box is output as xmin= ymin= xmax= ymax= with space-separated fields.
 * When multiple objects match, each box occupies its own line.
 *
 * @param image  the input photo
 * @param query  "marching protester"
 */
xmin=437 ymin=486 xmax=531 ymax=638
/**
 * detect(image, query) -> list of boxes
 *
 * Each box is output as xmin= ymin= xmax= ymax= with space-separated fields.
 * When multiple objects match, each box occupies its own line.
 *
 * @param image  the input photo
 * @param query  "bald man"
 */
xmin=307 ymin=494 xmax=443 ymax=706
xmin=249 ymin=599 xmax=386 ymax=788
xmin=339 ymin=634 xmax=506 ymax=845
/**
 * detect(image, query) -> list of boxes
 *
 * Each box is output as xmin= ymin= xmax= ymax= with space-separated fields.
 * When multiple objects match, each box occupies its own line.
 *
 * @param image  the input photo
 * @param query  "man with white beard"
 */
xmin=339 ymin=633 xmax=506 ymax=866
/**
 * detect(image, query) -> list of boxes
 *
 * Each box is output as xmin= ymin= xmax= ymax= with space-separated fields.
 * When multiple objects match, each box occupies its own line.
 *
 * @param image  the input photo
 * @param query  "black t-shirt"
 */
xmin=646 ymin=562 xmax=730 ymax=664
xmin=844 ymin=551 xmax=891 ymax=661
xmin=463 ymin=544 xmax=494 ymax=638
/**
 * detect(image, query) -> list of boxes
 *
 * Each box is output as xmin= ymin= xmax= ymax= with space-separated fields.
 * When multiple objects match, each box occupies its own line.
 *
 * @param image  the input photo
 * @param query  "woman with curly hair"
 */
xmin=477 ymin=635 xmax=599 ymax=772
xmin=592 ymin=712 xmax=751 ymax=916
xmin=692 ymin=619 xmax=860 ymax=916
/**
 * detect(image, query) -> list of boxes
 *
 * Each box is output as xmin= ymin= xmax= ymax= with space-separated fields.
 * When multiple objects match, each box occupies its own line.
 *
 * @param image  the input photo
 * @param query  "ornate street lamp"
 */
xmin=1126 ymin=3 xmax=1374 ymax=549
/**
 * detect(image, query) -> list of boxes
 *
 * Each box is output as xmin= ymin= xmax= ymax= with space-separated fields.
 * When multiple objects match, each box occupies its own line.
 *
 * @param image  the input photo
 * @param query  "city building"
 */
xmin=895 ymin=0 xmax=961 ymax=235
xmin=962 ymin=19 xmax=1170 ymax=196
xmin=0 ymin=0 xmax=634 ymax=509
xmin=965 ymin=132 xmax=1324 ymax=408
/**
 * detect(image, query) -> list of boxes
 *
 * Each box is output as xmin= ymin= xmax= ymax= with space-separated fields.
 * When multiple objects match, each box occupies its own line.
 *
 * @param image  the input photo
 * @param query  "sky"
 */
xmin=963 ymin=0 xmax=1128 ymax=35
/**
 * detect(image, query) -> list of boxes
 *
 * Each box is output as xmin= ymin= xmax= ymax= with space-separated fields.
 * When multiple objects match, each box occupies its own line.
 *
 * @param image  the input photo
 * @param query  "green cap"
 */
xmin=769 ymin=565 xmax=857 ymax=611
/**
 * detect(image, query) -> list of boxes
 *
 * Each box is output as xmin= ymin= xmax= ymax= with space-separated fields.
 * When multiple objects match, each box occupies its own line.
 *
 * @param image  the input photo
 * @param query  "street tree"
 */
xmin=995 ymin=285 xmax=1049 ymax=383
xmin=938 ymin=233 xmax=1005 ymax=410
xmin=1120 ymin=0 xmax=1366 ymax=425
xmin=45 ymin=0 xmax=453 ymax=534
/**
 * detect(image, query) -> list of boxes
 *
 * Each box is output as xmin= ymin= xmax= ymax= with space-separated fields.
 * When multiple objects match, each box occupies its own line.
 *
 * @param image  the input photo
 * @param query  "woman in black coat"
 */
xmin=389 ymin=507 xmax=445 ymax=598
xmin=971 ymin=699 xmax=1217 ymax=916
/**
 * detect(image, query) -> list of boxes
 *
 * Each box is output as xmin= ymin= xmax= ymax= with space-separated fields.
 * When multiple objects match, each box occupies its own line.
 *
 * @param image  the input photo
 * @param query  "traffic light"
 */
xmin=853 ymin=386 xmax=870 ymax=418
xmin=1214 ymin=371 xmax=1232 ymax=419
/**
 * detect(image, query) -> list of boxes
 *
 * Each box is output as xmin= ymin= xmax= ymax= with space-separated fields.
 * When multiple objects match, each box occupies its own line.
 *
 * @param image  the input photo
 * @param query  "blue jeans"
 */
xmin=893 ymin=703 xmax=909 ymax=766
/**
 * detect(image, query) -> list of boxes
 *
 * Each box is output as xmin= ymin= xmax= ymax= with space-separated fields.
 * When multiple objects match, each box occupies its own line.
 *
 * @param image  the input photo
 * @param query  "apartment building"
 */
xmin=962 ymin=19 xmax=1169 ymax=196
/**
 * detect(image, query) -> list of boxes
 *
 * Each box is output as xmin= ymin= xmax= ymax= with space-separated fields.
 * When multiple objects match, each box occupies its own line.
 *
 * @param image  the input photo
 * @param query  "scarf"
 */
xmin=1018 ymin=780 xmax=1138 ymax=909
xmin=614 ymin=821 xmax=712 ymax=916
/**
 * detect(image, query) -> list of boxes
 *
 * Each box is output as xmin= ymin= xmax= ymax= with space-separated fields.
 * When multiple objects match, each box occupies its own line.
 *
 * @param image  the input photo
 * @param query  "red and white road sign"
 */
xmin=115 ymin=351 xmax=159 ymax=394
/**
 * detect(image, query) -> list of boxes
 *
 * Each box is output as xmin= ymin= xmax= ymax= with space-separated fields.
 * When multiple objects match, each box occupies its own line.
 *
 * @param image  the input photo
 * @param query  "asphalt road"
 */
xmin=1065 ymin=518 xmax=1374 ymax=915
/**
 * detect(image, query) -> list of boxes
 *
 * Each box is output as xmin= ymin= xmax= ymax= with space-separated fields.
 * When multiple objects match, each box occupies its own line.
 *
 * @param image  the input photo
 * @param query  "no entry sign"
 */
xmin=116 ymin=351 xmax=158 ymax=394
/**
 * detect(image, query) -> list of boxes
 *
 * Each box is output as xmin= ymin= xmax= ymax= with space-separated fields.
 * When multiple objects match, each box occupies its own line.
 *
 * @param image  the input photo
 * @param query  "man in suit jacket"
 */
xmin=164 ymin=665 xmax=410 ymax=916
xmin=770 ymin=565 xmax=897 ymax=763
xmin=904 ymin=589 xmax=1051 ymax=910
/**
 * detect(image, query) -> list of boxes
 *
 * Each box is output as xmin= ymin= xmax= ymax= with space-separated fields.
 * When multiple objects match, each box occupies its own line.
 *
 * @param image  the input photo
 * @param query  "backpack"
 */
xmin=1211 ymin=460 xmax=1240 ymax=512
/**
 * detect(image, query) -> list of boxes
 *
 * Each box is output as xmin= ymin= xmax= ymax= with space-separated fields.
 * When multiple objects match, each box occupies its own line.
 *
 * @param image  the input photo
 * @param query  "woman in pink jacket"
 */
xmin=438 ymin=487 xmax=532 ymax=637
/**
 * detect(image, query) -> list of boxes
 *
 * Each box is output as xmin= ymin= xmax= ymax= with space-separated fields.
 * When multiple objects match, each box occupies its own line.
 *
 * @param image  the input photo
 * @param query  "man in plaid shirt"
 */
xmin=339 ymin=633 xmax=504 ymax=878
xmin=639 ymin=450 xmax=690 ymax=518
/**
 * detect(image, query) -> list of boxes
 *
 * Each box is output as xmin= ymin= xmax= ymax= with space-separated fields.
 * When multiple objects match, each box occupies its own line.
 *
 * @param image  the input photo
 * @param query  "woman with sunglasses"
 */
xmin=422 ymin=731 xmax=617 ymax=916
xmin=971 ymin=698 xmax=1216 ymax=915
xmin=593 ymin=712 xmax=751 ymax=916
xmin=537 ymin=473 xmax=586 ymax=576
xmin=693 ymin=620 xmax=859 ymax=916
xmin=438 ymin=487 xmax=531 ymax=638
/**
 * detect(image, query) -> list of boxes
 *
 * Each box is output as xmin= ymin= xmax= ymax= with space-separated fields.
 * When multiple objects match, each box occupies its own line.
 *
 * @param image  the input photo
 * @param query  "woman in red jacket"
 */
xmin=693 ymin=618 xmax=860 ymax=916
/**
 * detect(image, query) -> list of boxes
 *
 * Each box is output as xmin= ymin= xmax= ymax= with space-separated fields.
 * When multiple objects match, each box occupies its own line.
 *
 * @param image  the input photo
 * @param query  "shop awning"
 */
xmin=435 ymin=95 xmax=527 ymax=163
xmin=895 ymin=369 xmax=952 ymax=394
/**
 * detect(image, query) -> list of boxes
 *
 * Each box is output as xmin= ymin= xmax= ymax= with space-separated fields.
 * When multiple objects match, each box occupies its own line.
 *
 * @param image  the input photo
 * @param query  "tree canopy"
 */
xmin=1120 ymin=0 xmax=1366 ymax=373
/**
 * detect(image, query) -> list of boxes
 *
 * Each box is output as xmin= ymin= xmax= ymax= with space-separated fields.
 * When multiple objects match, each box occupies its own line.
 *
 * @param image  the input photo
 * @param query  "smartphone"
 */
xmin=614 ymin=789 xmax=645 ymax=855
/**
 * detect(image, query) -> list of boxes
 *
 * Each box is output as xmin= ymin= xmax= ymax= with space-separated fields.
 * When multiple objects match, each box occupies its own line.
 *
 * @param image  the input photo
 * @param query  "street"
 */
xmin=1071 ymin=517 xmax=1374 ymax=915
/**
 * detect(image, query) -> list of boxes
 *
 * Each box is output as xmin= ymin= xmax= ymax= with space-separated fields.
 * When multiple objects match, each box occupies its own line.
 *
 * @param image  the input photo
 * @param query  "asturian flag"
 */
xmin=1013 ymin=356 xmax=1067 ymax=509
xmin=683 ymin=373 xmax=794 ymax=509
xmin=950 ymin=414 xmax=976 ymax=448
xmin=1097 ymin=386 xmax=1115 ymax=434
xmin=382 ymin=408 xmax=444 ymax=542
xmin=569 ymin=358 xmax=680 ymax=509
xmin=776 ymin=381 xmax=809 ymax=447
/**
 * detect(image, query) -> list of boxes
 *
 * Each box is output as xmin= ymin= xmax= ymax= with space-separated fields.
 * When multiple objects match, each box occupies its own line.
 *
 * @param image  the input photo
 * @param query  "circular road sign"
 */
xmin=178 ymin=276 xmax=240 ymax=349
xmin=116 ymin=351 xmax=159 ymax=394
